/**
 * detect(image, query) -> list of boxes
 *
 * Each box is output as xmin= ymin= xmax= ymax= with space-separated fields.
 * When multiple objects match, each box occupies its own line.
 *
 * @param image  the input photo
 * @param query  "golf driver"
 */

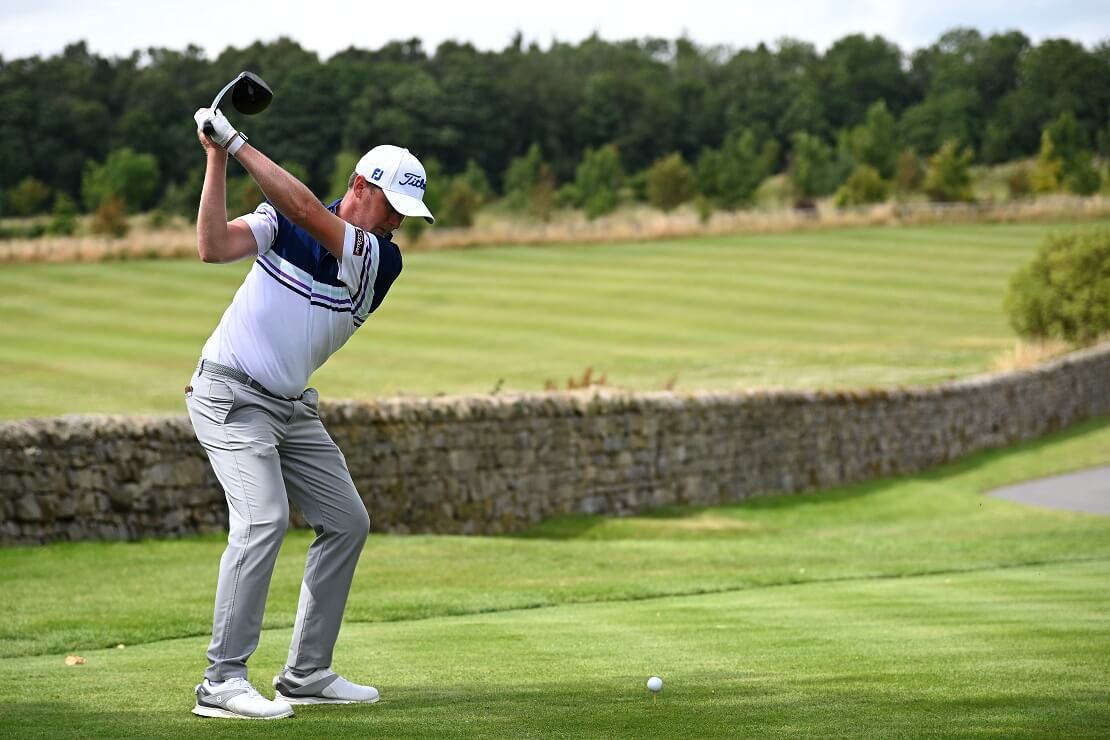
xmin=201 ymin=71 xmax=273 ymax=136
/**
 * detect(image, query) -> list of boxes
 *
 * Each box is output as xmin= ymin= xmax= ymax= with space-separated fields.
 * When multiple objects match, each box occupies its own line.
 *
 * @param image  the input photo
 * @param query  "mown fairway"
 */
xmin=2 ymin=220 xmax=1105 ymax=418
xmin=1 ymin=418 xmax=1108 ymax=737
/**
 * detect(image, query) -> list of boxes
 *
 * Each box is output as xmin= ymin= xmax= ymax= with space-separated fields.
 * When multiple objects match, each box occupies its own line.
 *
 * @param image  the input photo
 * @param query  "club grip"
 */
xmin=202 ymin=122 xmax=215 ymax=136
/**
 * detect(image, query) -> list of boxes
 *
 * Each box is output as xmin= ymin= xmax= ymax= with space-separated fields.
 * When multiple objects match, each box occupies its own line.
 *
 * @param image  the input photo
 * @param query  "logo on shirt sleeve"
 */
xmin=353 ymin=228 xmax=365 ymax=256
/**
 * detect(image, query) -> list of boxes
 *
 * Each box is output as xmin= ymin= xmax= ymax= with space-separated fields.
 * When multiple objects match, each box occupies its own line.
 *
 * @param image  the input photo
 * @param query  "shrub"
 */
xmin=1030 ymin=132 xmax=1062 ymax=193
xmin=789 ymin=132 xmax=837 ymax=203
xmin=835 ymin=165 xmax=889 ymax=207
xmin=90 ymin=195 xmax=129 ymax=238
xmin=1007 ymin=164 xmax=1033 ymax=199
xmin=527 ymin=163 xmax=556 ymax=222
xmin=503 ymin=143 xmax=544 ymax=209
xmin=894 ymin=148 xmax=924 ymax=195
xmin=7 ymin=177 xmax=52 ymax=216
xmin=458 ymin=160 xmax=493 ymax=203
xmin=440 ymin=177 xmax=482 ymax=228
xmin=160 ymin=169 xmax=205 ymax=221
xmin=1005 ymin=229 xmax=1110 ymax=344
xmin=923 ymin=139 xmax=974 ymax=202
xmin=1065 ymin=158 xmax=1101 ymax=196
xmin=698 ymin=130 xmax=778 ymax=209
xmin=574 ymin=145 xmax=623 ymax=219
xmin=847 ymin=100 xmax=898 ymax=178
xmin=81 ymin=147 xmax=160 ymax=213
xmin=1033 ymin=114 xmax=1100 ymax=196
xmin=645 ymin=153 xmax=696 ymax=212
xmin=47 ymin=193 xmax=78 ymax=235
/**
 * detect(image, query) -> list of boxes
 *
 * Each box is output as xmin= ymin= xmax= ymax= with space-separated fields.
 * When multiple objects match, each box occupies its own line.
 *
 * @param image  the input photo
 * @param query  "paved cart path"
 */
xmin=988 ymin=466 xmax=1110 ymax=514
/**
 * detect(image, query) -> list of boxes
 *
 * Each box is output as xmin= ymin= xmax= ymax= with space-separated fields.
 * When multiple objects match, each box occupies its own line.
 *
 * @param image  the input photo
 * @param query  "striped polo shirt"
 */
xmin=199 ymin=200 xmax=402 ymax=398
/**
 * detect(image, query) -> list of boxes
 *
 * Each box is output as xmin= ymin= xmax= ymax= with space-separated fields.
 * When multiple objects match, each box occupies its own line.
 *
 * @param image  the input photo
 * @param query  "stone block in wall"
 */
xmin=14 ymin=495 xmax=40 ymax=522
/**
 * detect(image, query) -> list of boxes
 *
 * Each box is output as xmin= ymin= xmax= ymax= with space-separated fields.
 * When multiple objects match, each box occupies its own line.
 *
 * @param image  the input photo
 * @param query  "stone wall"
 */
xmin=2 ymin=342 xmax=1108 ymax=545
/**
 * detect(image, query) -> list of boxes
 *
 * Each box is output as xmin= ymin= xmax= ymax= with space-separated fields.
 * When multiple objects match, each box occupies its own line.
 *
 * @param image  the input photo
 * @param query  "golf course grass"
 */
xmin=2 ymin=416 xmax=1108 ymax=737
xmin=3 ymin=219 xmax=1106 ymax=419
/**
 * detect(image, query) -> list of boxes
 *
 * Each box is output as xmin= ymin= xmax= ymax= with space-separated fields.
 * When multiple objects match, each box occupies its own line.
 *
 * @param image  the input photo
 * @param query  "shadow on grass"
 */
xmin=516 ymin=415 xmax=1110 ymax=541
xmin=3 ymin=680 xmax=1106 ymax=739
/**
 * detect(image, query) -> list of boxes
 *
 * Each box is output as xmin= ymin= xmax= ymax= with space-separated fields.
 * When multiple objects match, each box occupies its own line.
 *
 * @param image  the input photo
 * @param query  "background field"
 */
xmin=1 ymin=416 xmax=1108 ymax=737
xmin=2 ymin=219 xmax=1105 ymax=419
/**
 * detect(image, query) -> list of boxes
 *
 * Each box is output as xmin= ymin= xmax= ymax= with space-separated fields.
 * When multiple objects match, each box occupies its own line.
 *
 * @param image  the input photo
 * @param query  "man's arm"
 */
xmin=232 ymin=143 xmax=347 ymax=260
xmin=195 ymin=136 xmax=259 ymax=263
xmin=194 ymin=107 xmax=347 ymax=260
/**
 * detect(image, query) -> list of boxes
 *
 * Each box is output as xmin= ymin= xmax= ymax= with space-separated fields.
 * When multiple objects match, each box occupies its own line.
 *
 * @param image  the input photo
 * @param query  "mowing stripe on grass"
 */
xmin=1 ymin=220 xmax=1105 ymax=417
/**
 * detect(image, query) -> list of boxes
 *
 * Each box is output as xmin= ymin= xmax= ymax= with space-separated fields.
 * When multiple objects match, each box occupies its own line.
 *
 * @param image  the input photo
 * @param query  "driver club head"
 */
xmin=230 ymin=71 xmax=273 ymax=115
xmin=203 ymin=71 xmax=273 ymax=135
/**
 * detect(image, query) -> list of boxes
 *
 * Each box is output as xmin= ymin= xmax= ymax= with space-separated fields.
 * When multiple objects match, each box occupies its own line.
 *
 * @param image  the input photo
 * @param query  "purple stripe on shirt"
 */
xmin=260 ymin=254 xmax=352 ymax=307
xmin=350 ymin=232 xmax=373 ymax=308
xmin=256 ymin=259 xmax=354 ymax=315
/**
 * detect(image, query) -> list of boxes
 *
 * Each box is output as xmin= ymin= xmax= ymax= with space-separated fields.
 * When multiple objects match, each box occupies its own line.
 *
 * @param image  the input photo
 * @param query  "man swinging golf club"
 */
xmin=187 ymin=103 xmax=434 ymax=719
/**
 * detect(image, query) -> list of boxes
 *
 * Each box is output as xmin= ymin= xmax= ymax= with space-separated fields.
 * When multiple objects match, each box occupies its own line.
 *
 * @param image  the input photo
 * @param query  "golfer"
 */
xmin=186 ymin=107 xmax=434 ymax=720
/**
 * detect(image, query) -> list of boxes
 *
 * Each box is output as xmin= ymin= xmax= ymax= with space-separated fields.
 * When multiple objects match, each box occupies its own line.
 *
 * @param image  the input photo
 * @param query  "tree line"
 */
xmin=1 ymin=29 xmax=1107 ymax=229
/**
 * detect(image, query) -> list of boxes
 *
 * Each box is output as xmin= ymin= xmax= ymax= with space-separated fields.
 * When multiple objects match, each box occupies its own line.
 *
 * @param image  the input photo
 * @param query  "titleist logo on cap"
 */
xmin=399 ymin=173 xmax=426 ymax=191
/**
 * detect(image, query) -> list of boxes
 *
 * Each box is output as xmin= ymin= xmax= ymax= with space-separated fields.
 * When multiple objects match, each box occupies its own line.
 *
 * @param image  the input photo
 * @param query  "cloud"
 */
xmin=0 ymin=0 xmax=1106 ymax=62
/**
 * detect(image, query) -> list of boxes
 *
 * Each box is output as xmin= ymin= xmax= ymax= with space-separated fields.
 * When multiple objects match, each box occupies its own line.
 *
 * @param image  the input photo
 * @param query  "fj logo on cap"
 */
xmin=399 ymin=172 xmax=426 ymax=191
xmin=371 ymin=168 xmax=384 ymax=181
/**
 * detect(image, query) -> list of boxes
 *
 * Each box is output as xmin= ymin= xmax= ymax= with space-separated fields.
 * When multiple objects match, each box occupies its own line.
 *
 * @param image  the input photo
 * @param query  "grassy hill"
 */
xmin=1 ymin=219 xmax=1104 ymax=418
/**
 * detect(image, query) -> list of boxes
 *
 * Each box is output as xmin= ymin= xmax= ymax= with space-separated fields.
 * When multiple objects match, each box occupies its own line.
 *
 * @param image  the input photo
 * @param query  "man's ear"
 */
xmin=352 ymin=175 xmax=368 ymax=198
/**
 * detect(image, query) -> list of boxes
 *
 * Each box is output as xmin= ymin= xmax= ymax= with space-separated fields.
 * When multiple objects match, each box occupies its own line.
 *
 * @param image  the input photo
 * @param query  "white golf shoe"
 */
xmin=273 ymin=667 xmax=380 ymax=704
xmin=192 ymin=677 xmax=294 ymax=720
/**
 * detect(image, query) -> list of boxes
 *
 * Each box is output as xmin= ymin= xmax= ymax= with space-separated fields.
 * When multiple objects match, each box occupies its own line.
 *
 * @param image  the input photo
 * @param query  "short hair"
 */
xmin=349 ymin=172 xmax=385 ymax=194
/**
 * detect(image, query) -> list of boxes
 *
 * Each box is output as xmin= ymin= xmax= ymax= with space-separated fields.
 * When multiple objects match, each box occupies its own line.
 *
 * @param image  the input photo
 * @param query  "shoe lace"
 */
xmin=217 ymin=677 xmax=263 ymax=699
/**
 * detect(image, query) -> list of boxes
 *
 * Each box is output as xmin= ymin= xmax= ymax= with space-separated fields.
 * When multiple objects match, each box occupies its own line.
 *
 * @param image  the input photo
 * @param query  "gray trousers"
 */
xmin=185 ymin=369 xmax=370 ymax=682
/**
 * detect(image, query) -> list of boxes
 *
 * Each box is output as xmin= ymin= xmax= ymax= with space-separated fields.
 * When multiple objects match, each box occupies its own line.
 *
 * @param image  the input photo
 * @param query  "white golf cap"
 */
xmin=355 ymin=145 xmax=435 ymax=224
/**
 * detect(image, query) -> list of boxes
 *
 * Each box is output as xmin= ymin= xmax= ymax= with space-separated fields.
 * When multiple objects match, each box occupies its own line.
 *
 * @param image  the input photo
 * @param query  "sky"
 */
xmin=1 ymin=0 xmax=1106 ymax=62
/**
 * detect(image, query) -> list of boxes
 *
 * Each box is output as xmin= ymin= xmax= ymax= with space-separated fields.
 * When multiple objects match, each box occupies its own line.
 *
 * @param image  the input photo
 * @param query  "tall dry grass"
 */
xmin=990 ymin=339 xmax=1075 ymax=373
xmin=2 ymin=195 xmax=1109 ymax=264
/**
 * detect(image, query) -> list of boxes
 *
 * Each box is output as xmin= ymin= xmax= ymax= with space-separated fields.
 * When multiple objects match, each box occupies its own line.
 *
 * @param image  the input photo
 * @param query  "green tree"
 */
xmin=789 ymin=132 xmax=837 ymax=202
xmin=1044 ymin=112 xmax=1101 ymax=195
xmin=1030 ymin=132 xmax=1063 ymax=193
xmin=698 ymin=130 xmax=777 ymax=209
xmin=6 ymin=177 xmax=52 ymax=216
xmin=894 ymin=148 xmax=924 ymax=195
xmin=1005 ymin=229 xmax=1110 ymax=343
xmin=90 ymin=194 xmax=129 ymax=238
xmin=527 ymin=164 xmax=557 ymax=222
xmin=440 ymin=177 xmax=483 ymax=228
xmin=821 ymin=34 xmax=911 ymax=130
xmin=47 ymin=192 xmax=78 ymax=235
xmin=923 ymin=140 xmax=974 ymax=202
xmin=160 ymin=168 xmax=205 ymax=221
xmin=645 ymin=153 xmax=696 ymax=212
xmin=328 ymin=150 xmax=361 ymax=201
xmin=1007 ymin=164 xmax=1033 ymax=199
xmin=848 ymin=100 xmax=898 ymax=178
xmin=459 ymin=160 xmax=493 ymax=203
xmin=573 ymin=145 xmax=624 ymax=219
xmin=835 ymin=165 xmax=890 ymax=206
xmin=81 ymin=148 xmax=161 ymax=212
xmin=503 ymin=143 xmax=544 ymax=209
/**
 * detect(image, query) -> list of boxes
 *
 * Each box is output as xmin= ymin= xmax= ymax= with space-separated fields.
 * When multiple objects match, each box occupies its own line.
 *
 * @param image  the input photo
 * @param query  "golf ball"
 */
xmin=647 ymin=676 xmax=663 ymax=692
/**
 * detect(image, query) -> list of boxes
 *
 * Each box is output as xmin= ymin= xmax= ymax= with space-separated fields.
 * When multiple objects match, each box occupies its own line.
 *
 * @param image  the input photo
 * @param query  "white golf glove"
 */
xmin=194 ymin=108 xmax=248 ymax=155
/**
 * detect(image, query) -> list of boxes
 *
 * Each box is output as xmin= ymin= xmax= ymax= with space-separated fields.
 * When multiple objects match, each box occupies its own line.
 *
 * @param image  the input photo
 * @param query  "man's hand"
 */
xmin=194 ymin=108 xmax=248 ymax=155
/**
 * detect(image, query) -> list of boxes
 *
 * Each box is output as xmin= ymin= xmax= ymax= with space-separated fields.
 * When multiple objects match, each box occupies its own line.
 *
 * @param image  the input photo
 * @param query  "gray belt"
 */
xmin=197 ymin=359 xmax=286 ymax=399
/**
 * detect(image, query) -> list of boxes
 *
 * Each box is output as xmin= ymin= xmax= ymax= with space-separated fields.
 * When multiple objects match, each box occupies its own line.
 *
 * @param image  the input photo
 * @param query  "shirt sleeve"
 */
xmin=233 ymin=202 xmax=279 ymax=255
xmin=337 ymin=222 xmax=381 ymax=316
